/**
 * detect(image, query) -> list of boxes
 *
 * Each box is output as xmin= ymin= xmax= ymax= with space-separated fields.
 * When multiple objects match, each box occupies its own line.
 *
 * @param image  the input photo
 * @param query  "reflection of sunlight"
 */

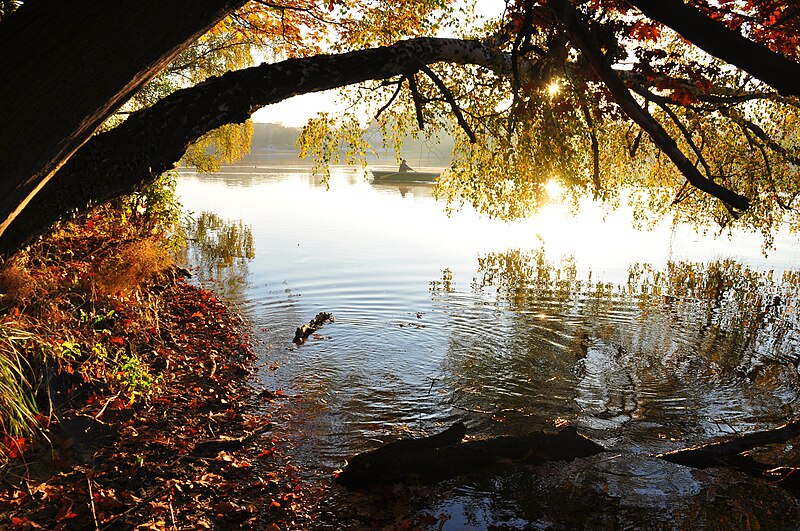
xmin=177 ymin=166 xmax=800 ymax=288
xmin=545 ymin=178 xmax=563 ymax=200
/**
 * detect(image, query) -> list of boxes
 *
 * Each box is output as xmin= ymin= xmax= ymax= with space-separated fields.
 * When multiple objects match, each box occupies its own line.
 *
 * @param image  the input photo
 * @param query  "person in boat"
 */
xmin=399 ymin=159 xmax=413 ymax=173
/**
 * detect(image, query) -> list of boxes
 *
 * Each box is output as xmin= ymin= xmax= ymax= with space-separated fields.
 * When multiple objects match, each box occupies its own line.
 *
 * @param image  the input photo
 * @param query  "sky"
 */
xmin=251 ymin=0 xmax=507 ymax=127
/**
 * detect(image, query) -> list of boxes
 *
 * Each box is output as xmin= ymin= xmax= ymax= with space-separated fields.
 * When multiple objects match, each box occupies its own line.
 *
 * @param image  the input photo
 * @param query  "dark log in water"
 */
xmin=656 ymin=418 xmax=800 ymax=496
xmin=336 ymin=423 xmax=605 ymax=488
xmin=293 ymin=311 xmax=334 ymax=344
xmin=657 ymin=418 xmax=800 ymax=468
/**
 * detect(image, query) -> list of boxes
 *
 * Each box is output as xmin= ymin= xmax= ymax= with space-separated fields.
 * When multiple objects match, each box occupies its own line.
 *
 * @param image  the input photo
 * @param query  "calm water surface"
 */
xmin=178 ymin=163 xmax=800 ymax=529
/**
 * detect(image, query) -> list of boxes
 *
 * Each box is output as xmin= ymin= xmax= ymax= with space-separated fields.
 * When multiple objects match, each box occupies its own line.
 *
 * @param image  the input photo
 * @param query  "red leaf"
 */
xmin=3 ymin=436 xmax=30 ymax=459
xmin=56 ymin=500 xmax=78 ymax=522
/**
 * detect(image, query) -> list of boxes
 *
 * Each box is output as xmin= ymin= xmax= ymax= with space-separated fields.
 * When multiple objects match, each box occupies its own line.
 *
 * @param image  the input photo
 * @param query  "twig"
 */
xmin=251 ymin=0 xmax=344 ymax=26
xmin=374 ymin=78 xmax=404 ymax=120
xmin=99 ymin=483 xmax=170 ymax=530
xmin=87 ymin=476 xmax=99 ymax=531
xmin=94 ymin=391 xmax=122 ymax=420
xmin=169 ymin=487 xmax=177 ymax=530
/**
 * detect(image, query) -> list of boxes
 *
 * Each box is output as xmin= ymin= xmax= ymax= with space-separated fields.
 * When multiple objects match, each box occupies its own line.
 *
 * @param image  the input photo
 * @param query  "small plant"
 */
xmin=116 ymin=353 xmax=161 ymax=401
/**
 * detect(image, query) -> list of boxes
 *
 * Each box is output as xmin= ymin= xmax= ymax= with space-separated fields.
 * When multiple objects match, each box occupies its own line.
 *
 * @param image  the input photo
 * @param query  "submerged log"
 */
xmin=656 ymin=418 xmax=800 ymax=496
xmin=657 ymin=418 xmax=800 ymax=468
xmin=293 ymin=312 xmax=334 ymax=345
xmin=336 ymin=423 xmax=605 ymax=488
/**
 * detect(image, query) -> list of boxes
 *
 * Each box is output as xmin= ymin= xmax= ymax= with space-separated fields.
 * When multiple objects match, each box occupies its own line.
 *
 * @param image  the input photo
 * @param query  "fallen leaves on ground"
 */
xmin=0 ymin=282 xmax=305 ymax=530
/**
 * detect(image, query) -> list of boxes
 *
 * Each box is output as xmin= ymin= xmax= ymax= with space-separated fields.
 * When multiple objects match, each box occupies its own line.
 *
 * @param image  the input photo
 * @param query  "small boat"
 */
xmin=370 ymin=169 xmax=441 ymax=183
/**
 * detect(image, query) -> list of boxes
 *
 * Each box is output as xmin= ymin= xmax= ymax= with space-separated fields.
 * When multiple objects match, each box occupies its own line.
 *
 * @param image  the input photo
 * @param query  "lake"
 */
xmin=177 ymin=162 xmax=800 ymax=529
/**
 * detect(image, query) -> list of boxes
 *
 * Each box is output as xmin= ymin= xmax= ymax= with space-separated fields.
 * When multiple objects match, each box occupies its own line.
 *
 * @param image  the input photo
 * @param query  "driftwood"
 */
xmin=657 ymin=419 xmax=800 ymax=495
xmin=336 ymin=422 xmax=605 ymax=488
xmin=658 ymin=418 xmax=800 ymax=468
xmin=192 ymin=423 xmax=273 ymax=457
xmin=293 ymin=312 xmax=334 ymax=345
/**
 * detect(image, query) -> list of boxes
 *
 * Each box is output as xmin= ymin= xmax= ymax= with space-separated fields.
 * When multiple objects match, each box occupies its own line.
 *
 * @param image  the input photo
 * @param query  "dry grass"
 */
xmin=95 ymin=238 xmax=171 ymax=296
xmin=0 ymin=253 xmax=34 ymax=309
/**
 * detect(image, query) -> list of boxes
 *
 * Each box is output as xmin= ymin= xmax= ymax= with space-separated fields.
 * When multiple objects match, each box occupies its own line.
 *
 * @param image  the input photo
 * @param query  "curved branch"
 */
xmin=374 ymin=79 xmax=404 ymax=120
xmin=548 ymin=0 xmax=750 ymax=212
xmin=0 ymin=37 xmax=506 ymax=255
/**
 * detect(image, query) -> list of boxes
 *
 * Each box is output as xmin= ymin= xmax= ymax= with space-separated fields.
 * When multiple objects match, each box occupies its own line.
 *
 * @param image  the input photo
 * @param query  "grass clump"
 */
xmin=0 ymin=324 xmax=37 ymax=440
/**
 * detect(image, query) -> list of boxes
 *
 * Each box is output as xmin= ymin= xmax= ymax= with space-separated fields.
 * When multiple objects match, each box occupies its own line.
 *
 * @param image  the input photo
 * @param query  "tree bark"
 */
xmin=0 ymin=37 xmax=506 ymax=256
xmin=628 ymin=0 xmax=800 ymax=97
xmin=0 ymin=0 xmax=244 ymax=242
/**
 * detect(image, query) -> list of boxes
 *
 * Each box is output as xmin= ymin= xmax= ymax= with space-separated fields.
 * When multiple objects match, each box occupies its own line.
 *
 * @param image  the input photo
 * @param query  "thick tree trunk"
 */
xmin=628 ymin=0 xmax=800 ymax=97
xmin=0 ymin=0 xmax=244 ymax=242
xmin=0 ymin=37 xmax=504 ymax=256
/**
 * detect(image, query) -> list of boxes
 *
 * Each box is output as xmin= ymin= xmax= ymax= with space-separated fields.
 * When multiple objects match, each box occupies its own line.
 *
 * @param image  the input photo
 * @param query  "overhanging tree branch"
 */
xmin=627 ymin=0 xmax=800 ymax=97
xmin=0 ymin=37 xmax=507 ymax=256
xmin=548 ymin=0 xmax=750 ymax=212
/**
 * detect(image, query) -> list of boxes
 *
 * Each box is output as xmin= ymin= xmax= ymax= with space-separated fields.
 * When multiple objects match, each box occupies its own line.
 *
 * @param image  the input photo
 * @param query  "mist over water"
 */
xmin=178 ymin=164 xmax=800 ymax=529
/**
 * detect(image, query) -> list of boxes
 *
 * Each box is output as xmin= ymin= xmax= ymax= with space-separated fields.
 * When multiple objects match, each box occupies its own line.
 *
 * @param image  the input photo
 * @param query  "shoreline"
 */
xmin=0 ymin=279 xmax=303 ymax=529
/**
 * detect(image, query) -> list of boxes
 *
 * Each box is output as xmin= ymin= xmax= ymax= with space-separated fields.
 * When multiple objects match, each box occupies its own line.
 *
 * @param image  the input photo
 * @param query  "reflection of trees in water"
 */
xmin=179 ymin=211 xmax=255 ymax=302
xmin=432 ymin=248 xmax=800 ymax=438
